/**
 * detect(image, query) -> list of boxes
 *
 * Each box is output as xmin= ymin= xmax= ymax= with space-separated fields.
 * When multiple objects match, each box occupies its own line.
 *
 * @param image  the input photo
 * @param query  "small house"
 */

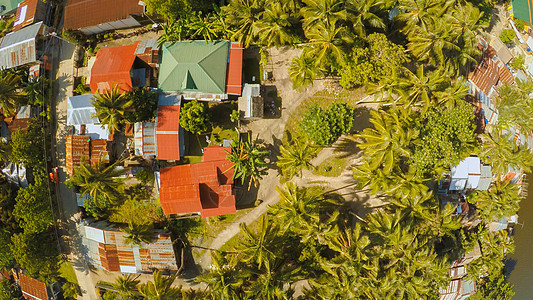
xmin=89 ymin=41 xmax=152 ymax=93
xmin=488 ymin=215 xmax=519 ymax=232
xmin=67 ymin=94 xmax=110 ymax=139
xmin=439 ymin=157 xmax=492 ymax=193
xmin=12 ymin=0 xmax=49 ymax=31
xmin=63 ymin=0 xmax=147 ymax=35
xmin=80 ymin=220 xmax=178 ymax=273
xmin=158 ymin=41 xmax=243 ymax=100
xmin=238 ymin=83 xmax=263 ymax=119
xmin=134 ymin=121 xmax=156 ymax=159
xmin=0 ymin=21 xmax=49 ymax=70
xmin=13 ymin=270 xmax=52 ymax=300
xmin=158 ymin=145 xmax=236 ymax=218
xmin=0 ymin=0 xmax=22 ymax=17
xmin=65 ymin=135 xmax=109 ymax=175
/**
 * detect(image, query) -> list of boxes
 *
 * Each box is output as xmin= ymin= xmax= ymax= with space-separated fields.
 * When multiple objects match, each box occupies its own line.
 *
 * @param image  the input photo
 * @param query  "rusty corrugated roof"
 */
xmin=159 ymin=145 xmax=235 ymax=217
xmin=90 ymin=42 xmax=138 ymax=93
xmin=12 ymin=0 xmax=47 ymax=31
xmin=156 ymin=104 xmax=180 ymax=160
xmin=63 ymin=0 xmax=144 ymax=32
xmin=90 ymin=139 xmax=109 ymax=165
xmin=18 ymin=273 xmax=48 ymax=300
xmin=66 ymin=135 xmax=90 ymax=175
xmin=226 ymin=43 xmax=243 ymax=95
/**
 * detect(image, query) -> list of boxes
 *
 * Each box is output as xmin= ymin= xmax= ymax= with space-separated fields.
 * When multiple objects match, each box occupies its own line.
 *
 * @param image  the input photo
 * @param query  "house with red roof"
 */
xmin=90 ymin=40 xmax=158 ymax=93
xmin=12 ymin=270 xmax=53 ymax=300
xmin=158 ymin=145 xmax=236 ymax=217
xmin=156 ymin=93 xmax=184 ymax=161
xmin=63 ymin=0 xmax=148 ymax=35
xmin=12 ymin=0 xmax=49 ymax=31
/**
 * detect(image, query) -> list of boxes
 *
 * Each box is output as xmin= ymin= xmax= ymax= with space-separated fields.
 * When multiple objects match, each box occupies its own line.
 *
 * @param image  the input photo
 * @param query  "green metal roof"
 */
xmin=513 ymin=0 xmax=533 ymax=24
xmin=0 ymin=0 xmax=20 ymax=16
xmin=158 ymin=40 xmax=229 ymax=94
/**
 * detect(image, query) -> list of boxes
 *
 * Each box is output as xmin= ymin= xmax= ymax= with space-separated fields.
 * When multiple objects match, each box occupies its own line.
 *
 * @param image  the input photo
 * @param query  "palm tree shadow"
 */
xmin=235 ymin=182 xmax=259 ymax=209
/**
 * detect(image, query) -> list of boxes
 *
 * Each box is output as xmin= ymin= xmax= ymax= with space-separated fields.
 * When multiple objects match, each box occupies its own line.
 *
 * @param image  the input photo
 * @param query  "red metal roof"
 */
xmin=226 ymin=43 xmax=243 ymax=95
xmin=18 ymin=273 xmax=48 ymax=300
xmin=66 ymin=135 xmax=90 ymax=175
xmin=99 ymin=243 xmax=120 ymax=272
xmin=13 ymin=0 xmax=47 ymax=32
xmin=159 ymin=145 xmax=235 ymax=217
xmin=90 ymin=139 xmax=109 ymax=165
xmin=156 ymin=105 xmax=181 ymax=160
xmin=90 ymin=42 xmax=138 ymax=94
xmin=64 ymin=0 xmax=144 ymax=32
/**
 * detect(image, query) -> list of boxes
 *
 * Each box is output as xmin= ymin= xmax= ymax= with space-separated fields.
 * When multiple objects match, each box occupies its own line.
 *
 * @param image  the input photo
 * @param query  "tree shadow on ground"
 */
xmin=235 ymin=181 xmax=259 ymax=209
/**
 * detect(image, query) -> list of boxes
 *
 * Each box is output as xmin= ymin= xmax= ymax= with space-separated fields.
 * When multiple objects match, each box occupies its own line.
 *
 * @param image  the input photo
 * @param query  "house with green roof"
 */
xmin=512 ymin=0 xmax=533 ymax=25
xmin=158 ymin=40 xmax=243 ymax=101
xmin=0 ymin=0 xmax=20 ymax=16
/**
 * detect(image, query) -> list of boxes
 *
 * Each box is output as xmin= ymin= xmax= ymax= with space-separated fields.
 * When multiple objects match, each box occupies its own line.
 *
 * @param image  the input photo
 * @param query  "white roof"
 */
xmin=450 ymin=157 xmax=481 ymax=191
xmin=67 ymin=94 xmax=99 ymax=125
xmin=84 ymin=225 xmax=105 ymax=243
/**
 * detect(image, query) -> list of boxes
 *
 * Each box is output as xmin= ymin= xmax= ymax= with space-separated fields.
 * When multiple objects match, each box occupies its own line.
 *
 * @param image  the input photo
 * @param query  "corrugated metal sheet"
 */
xmin=468 ymin=55 xmax=499 ymax=96
xmin=498 ymin=63 xmax=514 ymax=85
xmin=66 ymin=135 xmax=90 ymax=175
xmin=90 ymin=139 xmax=109 ymax=165
xmin=67 ymin=94 xmax=99 ymax=125
xmin=135 ymin=39 xmax=159 ymax=66
xmin=0 ymin=21 xmax=42 ymax=69
xmin=159 ymin=145 xmax=235 ymax=217
xmin=134 ymin=122 xmax=156 ymax=158
xmin=490 ymin=38 xmax=512 ymax=64
xmin=13 ymin=0 xmax=47 ymax=31
xmin=99 ymin=243 xmax=120 ymax=272
xmin=64 ymin=0 xmax=143 ymax=32
xmin=158 ymin=41 xmax=229 ymax=94
xmin=18 ymin=273 xmax=48 ymax=300
xmin=156 ymin=100 xmax=181 ymax=160
xmin=226 ymin=43 xmax=243 ymax=95
xmin=85 ymin=225 xmax=105 ymax=243
xmin=90 ymin=42 xmax=138 ymax=93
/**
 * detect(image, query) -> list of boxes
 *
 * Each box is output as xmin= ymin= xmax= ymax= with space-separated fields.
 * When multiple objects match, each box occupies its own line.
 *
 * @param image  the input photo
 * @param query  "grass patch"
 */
xmin=210 ymin=126 xmax=237 ymax=145
xmin=184 ymin=155 xmax=203 ymax=164
xmin=59 ymin=261 xmax=78 ymax=284
xmin=312 ymin=156 xmax=347 ymax=177
xmin=284 ymin=89 xmax=364 ymax=141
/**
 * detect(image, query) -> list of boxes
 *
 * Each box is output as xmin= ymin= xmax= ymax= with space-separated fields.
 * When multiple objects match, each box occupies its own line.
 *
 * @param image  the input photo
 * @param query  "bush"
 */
xmin=514 ymin=18 xmax=525 ymax=31
xmin=510 ymin=56 xmax=524 ymax=70
xmin=300 ymin=103 xmax=354 ymax=146
xmin=179 ymin=100 xmax=210 ymax=135
xmin=499 ymin=29 xmax=515 ymax=44
xmin=136 ymin=168 xmax=155 ymax=185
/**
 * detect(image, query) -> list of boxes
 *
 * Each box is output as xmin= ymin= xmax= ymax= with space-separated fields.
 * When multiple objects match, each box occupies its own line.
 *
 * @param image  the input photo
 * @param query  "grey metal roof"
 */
xmin=67 ymin=94 xmax=99 ymax=125
xmin=0 ymin=21 xmax=44 ymax=69
xmin=158 ymin=92 xmax=181 ymax=106
xmin=477 ymin=165 xmax=492 ymax=191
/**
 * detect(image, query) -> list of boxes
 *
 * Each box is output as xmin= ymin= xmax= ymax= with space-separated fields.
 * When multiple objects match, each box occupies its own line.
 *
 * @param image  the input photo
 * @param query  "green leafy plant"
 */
xmin=514 ymin=18 xmax=525 ymax=31
xmin=300 ymin=103 xmax=354 ymax=146
xmin=179 ymin=100 xmax=210 ymax=135
xmin=510 ymin=56 xmax=525 ymax=70
xmin=499 ymin=29 xmax=515 ymax=44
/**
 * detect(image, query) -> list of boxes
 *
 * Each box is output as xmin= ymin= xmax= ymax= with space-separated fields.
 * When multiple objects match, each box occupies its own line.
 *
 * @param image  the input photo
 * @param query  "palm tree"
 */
xmin=226 ymin=134 xmax=268 ymax=189
xmin=121 ymin=221 xmax=155 ymax=247
xmin=0 ymin=73 xmax=23 ymax=117
xmin=68 ymin=157 xmax=125 ymax=204
xmin=255 ymin=2 xmax=297 ymax=47
xmin=138 ymin=270 xmax=181 ymax=300
xmin=105 ymin=274 xmax=141 ymax=299
xmin=496 ymin=80 xmax=533 ymax=133
xmin=195 ymin=251 xmax=246 ymax=300
xmin=236 ymin=215 xmax=280 ymax=270
xmin=223 ymin=0 xmax=265 ymax=47
xmin=433 ymin=79 xmax=469 ymax=109
xmin=468 ymin=180 xmax=521 ymax=222
xmin=92 ymin=84 xmax=133 ymax=134
xmin=343 ymin=0 xmax=386 ymax=38
xmin=23 ymin=76 xmax=50 ymax=106
xmin=300 ymin=0 xmax=344 ymax=31
xmin=288 ymin=52 xmax=321 ymax=88
xmin=190 ymin=13 xmax=219 ymax=42
xmin=354 ymin=108 xmax=418 ymax=174
xmin=479 ymin=132 xmax=533 ymax=177
xmin=396 ymin=0 xmax=445 ymax=34
xmin=304 ymin=20 xmax=352 ymax=70
xmin=447 ymin=2 xmax=486 ymax=48
xmin=276 ymin=138 xmax=318 ymax=179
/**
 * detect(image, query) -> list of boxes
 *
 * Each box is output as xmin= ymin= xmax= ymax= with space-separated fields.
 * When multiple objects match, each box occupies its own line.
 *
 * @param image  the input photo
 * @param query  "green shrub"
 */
xmin=499 ymin=29 xmax=515 ymax=44
xmin=514 ymin=18 xmax=525 ymax=31
xmin=510 ymin=56 xmax=525 ymax=70
xmin=300 ymin=103 xmax=354 ymax=146
xmin=136 ymin=168 xmax=155 ymax=185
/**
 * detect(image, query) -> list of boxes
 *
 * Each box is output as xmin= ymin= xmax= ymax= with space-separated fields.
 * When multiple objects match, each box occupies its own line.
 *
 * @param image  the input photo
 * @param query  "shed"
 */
xmin=238 ymin=83 xmax=263 ymax=119
xmin=134 ymin=121 xmax=156 ymax=158
xmin=156 ymin=93 xmax=184 ymax=161
xmin=0 ymin=21 xmax=47 ymax=69
xmin=16 ymin=272 xmax=50 ymax=300
xmin=63 ymin=0 xmax=145 ymax=35
xmin=80 ymin=220 xmax=178 ymax=273
xmin=490 ymin=38 xmax=513 ymax=64
xmin=12 ymin=0 xmax=48 ymax=31
xmin=449 ymin=157 xmax=481 ymax=191
xmin=67 ymin=94 xmax=109 ymax=140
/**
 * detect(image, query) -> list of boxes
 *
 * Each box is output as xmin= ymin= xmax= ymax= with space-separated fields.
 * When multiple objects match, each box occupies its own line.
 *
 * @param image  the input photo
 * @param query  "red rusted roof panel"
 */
xmin=18 ymin=273 xmax=48 ymax=300
xmin=66 ymin=135 xmax=90 ymax=175
xmin=90 ymin=42 xmax=138 ymax=93
xmin=13 ymin=0 xmax=47 ymax=32
xmin=64 ymin=0 xmax=144 ymax=31
xmin=226 ymin=43 xmax=243 ymax=95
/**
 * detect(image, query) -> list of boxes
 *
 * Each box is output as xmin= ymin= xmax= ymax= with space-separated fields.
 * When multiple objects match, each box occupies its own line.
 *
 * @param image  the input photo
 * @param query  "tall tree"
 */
xmin=226 ymin=134 xmax=268 ymax=189
xmin=68 ymin=158 xmax=125 ymax=205
xmin=254 ymin=2 xmax=297 ymax=47
xmin=343 ymin=0 xmax=386 ymax=38
xmin=195 ymin=251 xmax=247 ymax=300
xmin=121 ymin=221 xmax=155 ymax=247
xmin=0 ymin=73 xmax=22 ymax=117
xmin=288 ymin=52 xmax=321 ymax=89
xmin=478 ymin=132 xmax=533 ymax=177
xmin=223 ymin=0 xmax=265 ymax=47
xmin=92 ymin=85 xmax=133 ymax=134
xmin=468 ymin=180 xmax=521 ymax=222
xmin=138 ymin=270 xmax=181 ymax=300
xmin=179 ymin=100 xmax=210 ymax=135
xmin=304 ymin=20 xmax=352 ymax=71
xmin=277 ymin=139 xmax=318 ymax=180
xmin=300 ymin=0 xmax=344 ymax=31
xmin=105 ymin=274 xmax=141 ymax=300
